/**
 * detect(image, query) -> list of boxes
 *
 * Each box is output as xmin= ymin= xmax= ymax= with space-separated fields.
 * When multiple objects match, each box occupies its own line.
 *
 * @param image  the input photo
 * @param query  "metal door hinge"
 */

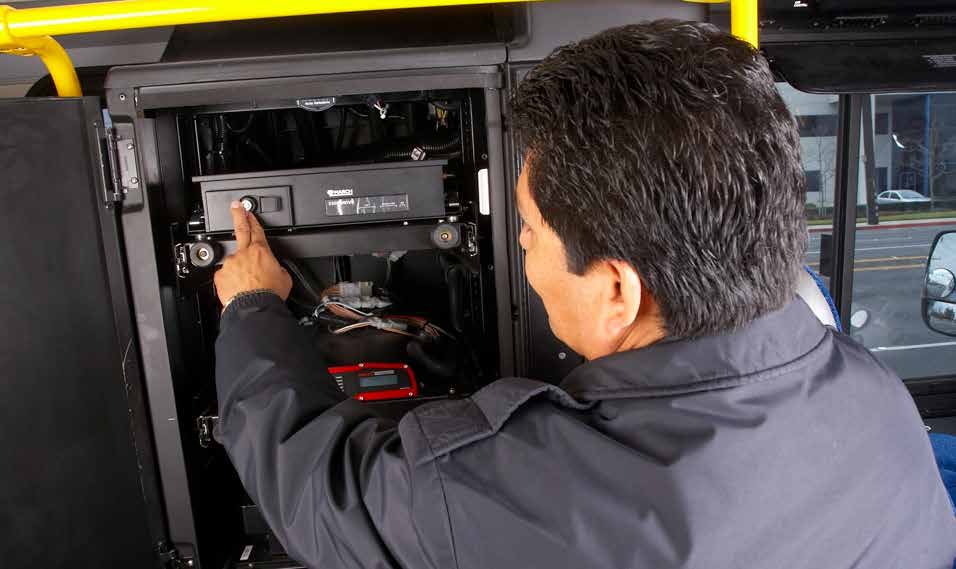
xmin=95 ymin=116 xmax=140 ymax=208
xmin=174 ymin=243 xmax=191 ymax=279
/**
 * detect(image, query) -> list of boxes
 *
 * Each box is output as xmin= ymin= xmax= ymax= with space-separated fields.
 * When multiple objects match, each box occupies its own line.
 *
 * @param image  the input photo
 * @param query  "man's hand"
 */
xmin=214 ymin=201 xmax=292 ymax=309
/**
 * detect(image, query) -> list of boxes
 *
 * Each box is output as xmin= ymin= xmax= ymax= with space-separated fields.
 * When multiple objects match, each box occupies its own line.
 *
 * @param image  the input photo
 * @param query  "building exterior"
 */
xmin=779 ymin=85 xmax=956 ymax=215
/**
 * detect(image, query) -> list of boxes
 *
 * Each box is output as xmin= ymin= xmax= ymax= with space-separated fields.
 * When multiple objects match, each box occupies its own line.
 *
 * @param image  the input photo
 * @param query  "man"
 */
xmin=214 ymin=21 xmax=956 ymax=569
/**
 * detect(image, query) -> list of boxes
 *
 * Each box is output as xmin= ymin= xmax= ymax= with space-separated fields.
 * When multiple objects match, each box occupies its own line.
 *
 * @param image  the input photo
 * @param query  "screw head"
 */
xmin=126 ymin=143 xmax=134 ymax=150
xmin=196 ymin=248 xmax=210 ymax=261
xmin=129 ymin=177 xmax=139 ymax=185
xmin=440 ymin=232 xmax=451 ymax=242
xmin=558 ymin=352 xmax=567 ymax=360
xmin=118 ymin=93 xmax=127 ymax=101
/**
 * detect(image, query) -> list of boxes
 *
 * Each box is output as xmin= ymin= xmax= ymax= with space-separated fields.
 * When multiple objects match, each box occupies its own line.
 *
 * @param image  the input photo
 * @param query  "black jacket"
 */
xmin=216 ymin=293 xmax=956 ymax=569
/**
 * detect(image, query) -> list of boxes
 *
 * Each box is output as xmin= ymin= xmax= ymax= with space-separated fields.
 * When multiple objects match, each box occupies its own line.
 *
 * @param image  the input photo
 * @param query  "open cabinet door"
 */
xmin=0 ymin=98 xmax=168 ymax=567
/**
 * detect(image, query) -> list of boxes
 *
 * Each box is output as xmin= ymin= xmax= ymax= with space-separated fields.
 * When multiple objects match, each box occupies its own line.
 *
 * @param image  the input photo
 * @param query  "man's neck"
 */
xmin=614 ymin=317 xmax=667 ymax=353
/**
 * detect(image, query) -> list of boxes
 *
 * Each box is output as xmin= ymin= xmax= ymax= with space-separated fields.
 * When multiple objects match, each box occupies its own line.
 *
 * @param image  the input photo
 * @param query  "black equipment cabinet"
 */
xmin=0 ymin=49 xmax=543 ymax=569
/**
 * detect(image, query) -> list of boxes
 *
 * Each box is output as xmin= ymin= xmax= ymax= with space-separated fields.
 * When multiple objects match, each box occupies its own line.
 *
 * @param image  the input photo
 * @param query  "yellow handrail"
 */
xmin=730 ymin=0 xmax=757 ymax=48
xmin=682 ymin=0 xmax=758 ymax=48
xmin=2 ymin=0 xmax=758 ymax=98
xmin=3 ymin=0 xmax=528 ymax=38
xmin=1 ymin=6 xmax=82 ymax=96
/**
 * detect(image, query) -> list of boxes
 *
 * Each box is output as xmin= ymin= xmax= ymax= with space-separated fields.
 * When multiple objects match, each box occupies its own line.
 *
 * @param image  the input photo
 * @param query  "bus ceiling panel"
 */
xmin=761 ymin=0 xmax=956 ymax=93
xmin=105 ymin=44 xmax=507 ymax=91
xmin=159 ymin=6 xmax=528 ymax=62
xmin=765 ymin=39 xmax=956 ymax=94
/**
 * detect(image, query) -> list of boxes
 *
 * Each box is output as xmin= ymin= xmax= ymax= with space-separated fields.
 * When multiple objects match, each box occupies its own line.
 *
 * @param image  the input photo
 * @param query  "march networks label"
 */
xmin=326 ymin=194 xmax=410 ymax=216
xmin=327 ymin=188 xmax=354 ymax=197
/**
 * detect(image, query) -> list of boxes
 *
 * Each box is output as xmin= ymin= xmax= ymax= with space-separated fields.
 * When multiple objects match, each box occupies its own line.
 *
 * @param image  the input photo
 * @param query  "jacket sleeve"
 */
xmin=214 ymin=292 xmax=458 ymax=569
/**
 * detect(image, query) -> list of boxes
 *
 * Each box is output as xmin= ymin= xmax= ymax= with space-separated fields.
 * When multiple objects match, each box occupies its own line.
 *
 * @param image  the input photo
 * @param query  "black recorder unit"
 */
xmin=196 ymin=159 xmax=448 ymax=232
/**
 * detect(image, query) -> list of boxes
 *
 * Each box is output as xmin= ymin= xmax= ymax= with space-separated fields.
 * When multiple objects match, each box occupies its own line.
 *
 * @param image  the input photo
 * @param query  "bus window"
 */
xmin=776 ymin=83 xmax=838 ymax=288
xmin=850 ymin=93 xmax=956 ymax=379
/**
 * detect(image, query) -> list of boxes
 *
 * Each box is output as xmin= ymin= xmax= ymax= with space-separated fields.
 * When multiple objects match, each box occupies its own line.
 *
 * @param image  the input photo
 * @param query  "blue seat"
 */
xmin=930 ymin=433 xmax=956 ymax=513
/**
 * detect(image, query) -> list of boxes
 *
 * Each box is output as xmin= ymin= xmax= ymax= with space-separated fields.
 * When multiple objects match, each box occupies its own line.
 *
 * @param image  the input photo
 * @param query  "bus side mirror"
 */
xmin=923 ymin=231 xmax=956 ymax=337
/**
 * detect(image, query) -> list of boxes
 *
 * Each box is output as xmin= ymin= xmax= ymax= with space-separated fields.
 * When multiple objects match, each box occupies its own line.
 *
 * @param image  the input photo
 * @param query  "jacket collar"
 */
xmin=559 ymin=298 xmax=829 ymax=401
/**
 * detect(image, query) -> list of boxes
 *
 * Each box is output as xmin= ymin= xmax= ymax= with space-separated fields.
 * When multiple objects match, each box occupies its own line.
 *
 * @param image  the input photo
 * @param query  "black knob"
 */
xmin=239 ymin=195 xmax=258 ymax=213
xmin=431 ymin=223 xmax=461 ymax=250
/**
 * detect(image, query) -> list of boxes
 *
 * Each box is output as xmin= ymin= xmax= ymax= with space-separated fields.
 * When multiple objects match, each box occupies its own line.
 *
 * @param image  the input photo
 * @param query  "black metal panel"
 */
xmin=160 ymin=6 xmax=525 ymax=62
xmin=119 ymin=117 xmax=201 ymax=562
xmin=105 ymin=47 xmax=506 ymax=114
xmin=196 ymin=160 xmax=447 ymax=232
xmin=831 ymin=95 xmax=862 ymax=327
xmin=765 ymin=39 xmax=956 ymax=94
xmin=484 ymin=87 xmax=516 ymax=377
xmin=504 ymin=63 xmax=584 ymax=381
xmin=0 ymin=98 xmax=161 ymax=567
xmin=124 ymin=68 xmax=502 ymax=116
xmin=760 ymin=1 xmax=956 ymax=93
xmin=215 ymin=223 xmax=444 ymax=258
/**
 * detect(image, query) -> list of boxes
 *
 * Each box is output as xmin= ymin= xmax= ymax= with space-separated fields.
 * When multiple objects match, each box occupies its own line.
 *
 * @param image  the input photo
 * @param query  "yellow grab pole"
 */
xmin=730 ymin=0 xmax=758 ymax=48
xmin=23 ymin=37 xmax=83 ymax=97
xmin=3 ymin=0 xmax=530 ymax=37
xmin=1 ymin=6 xmax=82 ymax=96
xmin=682 ymin=0 xmax=758 ymax=48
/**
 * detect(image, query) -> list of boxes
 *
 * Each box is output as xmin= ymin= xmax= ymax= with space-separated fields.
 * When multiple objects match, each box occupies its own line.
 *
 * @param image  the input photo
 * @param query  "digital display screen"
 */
xmin=359 ymin=372 xmax=399 ymax=388
xmin=326 ymin=194 xmax=410 ymax=217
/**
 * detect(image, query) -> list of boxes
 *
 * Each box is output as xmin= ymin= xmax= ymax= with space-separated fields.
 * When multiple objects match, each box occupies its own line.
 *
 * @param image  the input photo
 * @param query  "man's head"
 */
xmin=513 ymin=20 xmax=807 ymax=360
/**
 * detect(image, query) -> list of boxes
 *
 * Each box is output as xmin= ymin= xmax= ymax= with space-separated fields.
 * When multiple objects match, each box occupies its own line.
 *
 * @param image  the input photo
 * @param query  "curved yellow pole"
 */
xmin=1 ymin=6 xmax=82 ymax=96
xmin=3 ymin=0 xmax=529 ymax=37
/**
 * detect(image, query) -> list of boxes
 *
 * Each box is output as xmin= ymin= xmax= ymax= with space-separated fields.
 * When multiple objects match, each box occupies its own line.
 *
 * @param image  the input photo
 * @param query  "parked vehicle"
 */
xmin=876 ymin=189 xmax=932 ymax=211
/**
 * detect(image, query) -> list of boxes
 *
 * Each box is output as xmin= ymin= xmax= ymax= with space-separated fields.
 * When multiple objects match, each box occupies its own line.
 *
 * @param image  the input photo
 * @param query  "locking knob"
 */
xmin=239 ymin=196 xmax=258 ymax=213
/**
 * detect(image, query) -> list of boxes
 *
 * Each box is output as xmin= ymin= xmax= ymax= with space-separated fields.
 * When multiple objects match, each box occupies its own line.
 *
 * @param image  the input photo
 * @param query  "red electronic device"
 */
xmin=327 ymin=362 xmax=419 ymax=401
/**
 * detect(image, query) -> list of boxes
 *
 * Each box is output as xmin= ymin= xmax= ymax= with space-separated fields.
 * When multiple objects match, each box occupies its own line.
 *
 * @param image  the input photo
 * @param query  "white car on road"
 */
xmin=876 ymin=190 xmax=932 ymax=210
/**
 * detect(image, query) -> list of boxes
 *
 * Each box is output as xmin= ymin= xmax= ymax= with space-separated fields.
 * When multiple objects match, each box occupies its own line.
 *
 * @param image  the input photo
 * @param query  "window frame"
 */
xmin=827 ymin=93 xmax=956 ymax=413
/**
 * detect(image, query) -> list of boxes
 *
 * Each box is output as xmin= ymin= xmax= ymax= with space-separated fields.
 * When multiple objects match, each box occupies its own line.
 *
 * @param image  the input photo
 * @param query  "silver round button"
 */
xmin=239 ymin=196 xmax=257 ymax=213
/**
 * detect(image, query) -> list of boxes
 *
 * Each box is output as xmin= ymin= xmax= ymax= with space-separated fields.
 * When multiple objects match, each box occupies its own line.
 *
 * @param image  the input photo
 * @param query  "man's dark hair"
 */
xmin=512 ymin=20 xmax=807 ymax=339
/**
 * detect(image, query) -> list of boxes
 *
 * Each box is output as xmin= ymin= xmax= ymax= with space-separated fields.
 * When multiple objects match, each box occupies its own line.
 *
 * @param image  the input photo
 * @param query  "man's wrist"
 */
xmin=221 ymin=289 xmax=281 ymax=315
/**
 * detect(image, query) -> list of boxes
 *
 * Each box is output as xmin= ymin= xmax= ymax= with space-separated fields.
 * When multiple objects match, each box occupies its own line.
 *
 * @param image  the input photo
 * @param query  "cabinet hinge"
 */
xmin=95 ymin=118 xmax=140 ymax=208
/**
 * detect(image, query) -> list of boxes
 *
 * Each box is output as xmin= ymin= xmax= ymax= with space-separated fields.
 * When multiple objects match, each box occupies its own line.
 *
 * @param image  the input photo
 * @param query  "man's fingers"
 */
xmin=231 ymin=201 xmax=251 ymax=250
xmin=247 ymin=211 xmax=269 ymax=248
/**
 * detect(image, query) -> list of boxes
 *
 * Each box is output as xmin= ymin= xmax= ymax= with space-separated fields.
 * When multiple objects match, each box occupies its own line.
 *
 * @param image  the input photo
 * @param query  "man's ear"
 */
xmin=589 ymin=259 xmax=643 ymax=336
